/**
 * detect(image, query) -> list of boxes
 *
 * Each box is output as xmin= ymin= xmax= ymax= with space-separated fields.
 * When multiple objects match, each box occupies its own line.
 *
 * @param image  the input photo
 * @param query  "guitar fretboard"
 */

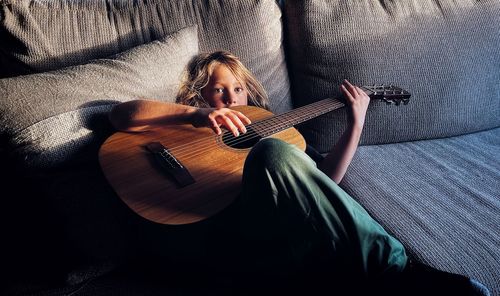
xmin=251 ymin=98 xmax=345 ymax=137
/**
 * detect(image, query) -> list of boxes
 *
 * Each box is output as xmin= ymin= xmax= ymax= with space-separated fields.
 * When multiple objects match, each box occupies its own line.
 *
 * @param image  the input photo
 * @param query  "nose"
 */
xmin=224 ymin=91 xmax=238 ymax=107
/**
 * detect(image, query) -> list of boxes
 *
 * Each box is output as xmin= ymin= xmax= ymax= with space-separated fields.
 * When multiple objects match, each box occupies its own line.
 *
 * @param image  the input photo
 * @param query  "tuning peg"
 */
xmin=382 ymin=97 xmax=393 ymax=105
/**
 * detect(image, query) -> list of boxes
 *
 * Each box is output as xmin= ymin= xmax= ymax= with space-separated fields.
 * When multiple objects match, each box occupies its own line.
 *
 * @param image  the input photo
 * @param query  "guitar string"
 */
xmin=165 ymin=99 xmax=341 ymax=156
xmin=166 ymin=100 xmax=345 ymax=161
xmin=162 ymin=98 xmax=340 ymax=155
xmin=145 ymin=88 xmax=406 ymax=162
xmin=167 ymin=85 xmax=409 ymax=160
xmin=219 ymin=100 xmax=345 ymax=148
xmin=167 ymin=99 xmax=344 ymax=160
xmin=174 ymin=91 xmax=410 ymax=161
xmin=150 ymin=87 xmax=399 ymax=158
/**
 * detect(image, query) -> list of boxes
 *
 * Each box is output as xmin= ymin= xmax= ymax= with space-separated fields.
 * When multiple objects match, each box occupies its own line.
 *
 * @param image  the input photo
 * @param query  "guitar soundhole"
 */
xmin=221 ymin=127 xmax=262 ymax=149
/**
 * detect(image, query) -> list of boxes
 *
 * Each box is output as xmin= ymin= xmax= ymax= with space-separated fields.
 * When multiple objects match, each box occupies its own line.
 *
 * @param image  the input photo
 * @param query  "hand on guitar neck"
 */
xmin=323 ymin=80 xmax=371 ymax=184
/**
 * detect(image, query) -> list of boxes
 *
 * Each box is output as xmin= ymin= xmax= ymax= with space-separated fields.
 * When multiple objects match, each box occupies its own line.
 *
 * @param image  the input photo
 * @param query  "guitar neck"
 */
xmin=253 ymin=98 xmax=345 ymax=137
xmin=252 ymin=98 xmax=345 ymax=137
xmin=249 ymin=84 xmax=410 ymax=137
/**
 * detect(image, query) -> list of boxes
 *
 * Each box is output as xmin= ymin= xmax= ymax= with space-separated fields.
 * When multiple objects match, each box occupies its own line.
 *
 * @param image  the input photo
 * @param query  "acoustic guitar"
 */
xmin=99 ymin=85 xmax=410 ymax=225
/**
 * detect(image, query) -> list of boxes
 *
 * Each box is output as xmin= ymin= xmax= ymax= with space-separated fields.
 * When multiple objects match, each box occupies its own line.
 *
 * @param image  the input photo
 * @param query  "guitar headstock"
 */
xmin=361 ymin=84 xmax=411 ymax=105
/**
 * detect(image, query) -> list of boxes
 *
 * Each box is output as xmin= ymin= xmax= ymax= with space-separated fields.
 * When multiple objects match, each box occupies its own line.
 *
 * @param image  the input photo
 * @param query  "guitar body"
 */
xmin=99 ymin=105 xmax=306 ymax=225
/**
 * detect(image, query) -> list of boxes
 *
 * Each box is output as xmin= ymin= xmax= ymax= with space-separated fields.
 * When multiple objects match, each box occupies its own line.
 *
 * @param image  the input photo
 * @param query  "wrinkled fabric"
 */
xmin=238 ymin=138 xmax=407 ymax=285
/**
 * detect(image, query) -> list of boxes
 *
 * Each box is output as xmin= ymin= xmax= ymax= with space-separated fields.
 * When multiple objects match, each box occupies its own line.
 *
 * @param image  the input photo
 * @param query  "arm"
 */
xmin=318 ymin=80 xmax=370 ymax=184
xmin=108 ymin=99 xmax=250 ymax=136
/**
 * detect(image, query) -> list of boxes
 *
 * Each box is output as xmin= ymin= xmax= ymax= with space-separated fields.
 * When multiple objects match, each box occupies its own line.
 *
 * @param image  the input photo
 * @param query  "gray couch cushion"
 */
xmin=284 ymin=0 xmax=500 ymax=151
xmin=340 ymin=127 xmax=500 ymax=295
xmin=0 ymin=25 xmax=198 ymax=169
xmin=0 ymin=0 xmax=292 ymax=113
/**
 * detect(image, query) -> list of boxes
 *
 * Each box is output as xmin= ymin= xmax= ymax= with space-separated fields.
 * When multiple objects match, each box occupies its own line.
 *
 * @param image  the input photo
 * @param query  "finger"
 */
xmin=226 ymin=112 xmax=247 ymax=134
xmin=235 ymin=111 xmax=251 ymax=125
xmin=341 ymin=84 xmax=354 ymax=102
xmin=217 ymin=115 xmax=240 ymax=137
xmin=343 ymin=79 xmax=360 ymax=96
xmin=208 ymin=117 xmax=222 ymax=135
xmin=356 ymin=86 xmax=370 ymax=100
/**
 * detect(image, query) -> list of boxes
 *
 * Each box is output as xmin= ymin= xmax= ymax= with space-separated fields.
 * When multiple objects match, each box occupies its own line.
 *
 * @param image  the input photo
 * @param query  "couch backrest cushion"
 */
xmin=284 ymin=0 xmax=500 ymax=151
xmin=0 ymin=25 xmax=198 ymax=169
xmin=0 ymin=0 xmax=292 ymax=113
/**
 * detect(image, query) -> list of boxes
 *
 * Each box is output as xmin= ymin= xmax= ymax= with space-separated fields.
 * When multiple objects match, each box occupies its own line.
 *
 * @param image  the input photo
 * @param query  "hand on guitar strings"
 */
xmin=191 ymin=107 xmax=251 ymax=137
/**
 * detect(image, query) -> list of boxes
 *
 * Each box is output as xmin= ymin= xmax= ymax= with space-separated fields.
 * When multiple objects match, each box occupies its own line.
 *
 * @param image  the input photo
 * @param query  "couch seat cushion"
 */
xmin=340 ymin=128 xmax=500 ymax=295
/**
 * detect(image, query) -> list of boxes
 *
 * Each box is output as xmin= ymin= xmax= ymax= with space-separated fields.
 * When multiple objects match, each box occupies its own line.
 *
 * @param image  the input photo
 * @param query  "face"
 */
xmin=201 ymin=64 xmax=248 ymax=108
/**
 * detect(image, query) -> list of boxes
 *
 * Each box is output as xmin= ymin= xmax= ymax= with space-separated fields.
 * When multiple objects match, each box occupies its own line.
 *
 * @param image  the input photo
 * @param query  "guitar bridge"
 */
xmin=146 ymin=142 xmax=195 ymax=187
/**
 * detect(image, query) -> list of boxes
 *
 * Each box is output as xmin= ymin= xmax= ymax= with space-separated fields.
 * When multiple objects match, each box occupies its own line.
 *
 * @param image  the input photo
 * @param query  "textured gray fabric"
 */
xmin=0 ymin=25 xmax=198 ymax=135
xmin=284 ymin=0 xmax=500 ymax=151
xmin=340 ymin=127 xmax=500 ymax=295
xmin=0 ymin=25 xmax=198 ymax=168
xmin=11 ymin=105 xmax=115 ymax=169
xmin=0 ymin=0 xmax=292 ymax=113
xmin=0 ymin=27 xmax=198 ymax=133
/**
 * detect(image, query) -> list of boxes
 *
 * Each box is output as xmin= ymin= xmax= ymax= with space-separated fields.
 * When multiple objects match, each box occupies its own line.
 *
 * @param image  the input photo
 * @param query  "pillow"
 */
xmin=284 ymin=0 xmax=500 ymax=151
xmin=0 ymin=0 xmax=292 ymax=113
xmin=0 ymin=25 xmax=199 ymax=169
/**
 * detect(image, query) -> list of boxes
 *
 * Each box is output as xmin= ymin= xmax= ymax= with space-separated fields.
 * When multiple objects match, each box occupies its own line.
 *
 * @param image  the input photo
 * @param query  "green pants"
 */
xmin=238 ymin=138 xmax=407 ymax=283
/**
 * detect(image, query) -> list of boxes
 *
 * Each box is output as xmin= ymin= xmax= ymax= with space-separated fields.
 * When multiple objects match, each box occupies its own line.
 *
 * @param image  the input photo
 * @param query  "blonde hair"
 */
xmin=176 ymin=51 xmax=270 ymax=110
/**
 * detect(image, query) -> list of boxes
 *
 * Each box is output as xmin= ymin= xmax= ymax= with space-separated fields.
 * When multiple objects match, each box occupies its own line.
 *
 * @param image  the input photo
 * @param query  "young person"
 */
xmin=109 ymin=51 xmax=488 ymax=295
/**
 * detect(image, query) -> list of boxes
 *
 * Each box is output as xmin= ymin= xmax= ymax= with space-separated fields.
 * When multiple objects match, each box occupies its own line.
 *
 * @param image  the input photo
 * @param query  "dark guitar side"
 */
xmin=99 ymin=105 xmax=306 ymax=225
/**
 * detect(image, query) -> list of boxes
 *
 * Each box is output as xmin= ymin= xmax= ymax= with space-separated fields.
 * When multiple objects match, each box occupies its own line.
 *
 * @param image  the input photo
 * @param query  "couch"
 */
xmin=1 ymin=0 xmax=498 ymax=295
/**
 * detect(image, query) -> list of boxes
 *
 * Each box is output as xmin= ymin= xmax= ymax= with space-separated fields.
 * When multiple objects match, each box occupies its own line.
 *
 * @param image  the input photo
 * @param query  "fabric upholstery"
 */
xmin=340 ymin=127 xmax=500 ymax=295
xmin=284 ymin=0 xmax=500 ymax=151
xmin=0 ymin=25 xmax=198 ymax=169
xmin=0 ymin=0 xmax=292 ymax=112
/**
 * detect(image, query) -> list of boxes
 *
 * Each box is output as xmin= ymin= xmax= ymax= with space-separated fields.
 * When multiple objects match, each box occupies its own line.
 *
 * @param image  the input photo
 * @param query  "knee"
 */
xmin=245 ymin=138 xmax=316 ymax=174
xmin=245 ymin=138 xmax=299 ymax=173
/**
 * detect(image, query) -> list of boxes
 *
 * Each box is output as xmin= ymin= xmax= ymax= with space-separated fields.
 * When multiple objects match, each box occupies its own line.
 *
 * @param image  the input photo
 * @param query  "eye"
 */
xmin=215 ymin=88 xmax=224 ymax=93
xmin=235 ymin=87 xmax=244 ymax=93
